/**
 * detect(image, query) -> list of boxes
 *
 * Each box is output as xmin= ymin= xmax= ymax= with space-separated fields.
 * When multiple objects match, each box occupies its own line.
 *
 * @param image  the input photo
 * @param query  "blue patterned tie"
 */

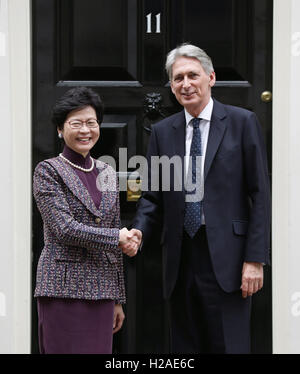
xmin=184 ymin=118 xmax=203 ymax=238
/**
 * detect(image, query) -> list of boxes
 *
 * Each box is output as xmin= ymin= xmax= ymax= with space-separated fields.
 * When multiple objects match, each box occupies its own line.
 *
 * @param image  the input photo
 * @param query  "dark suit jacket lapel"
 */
xmin=47 ymin=157 xmax=101 ymax=217
xmin=172 ymin=110 xmax=186 ymax=159
xmin=204 ymin=99 xmax=227 ymax=180
xmin=172 ymin=111 xmax=186 ymax=202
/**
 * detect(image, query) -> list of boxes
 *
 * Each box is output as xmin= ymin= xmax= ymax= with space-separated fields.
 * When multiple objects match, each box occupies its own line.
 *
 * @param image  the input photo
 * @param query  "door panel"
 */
xmin=32 ymin=0 xmax=273 ymax=353
xmin=58 ymin=0 xmax=140 ymax=84
xmin=170 ymin=0 xmax=252 ymax=83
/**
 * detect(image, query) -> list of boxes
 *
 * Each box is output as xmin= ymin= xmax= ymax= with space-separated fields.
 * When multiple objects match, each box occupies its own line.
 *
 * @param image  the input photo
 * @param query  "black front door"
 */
xmin=32 ymin=0 xmax=273 ymax=353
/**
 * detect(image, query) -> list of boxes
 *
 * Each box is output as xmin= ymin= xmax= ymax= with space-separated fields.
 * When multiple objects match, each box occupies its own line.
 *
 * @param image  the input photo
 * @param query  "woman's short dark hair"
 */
xmin=52 ymin=87 xmax=104 ymax=130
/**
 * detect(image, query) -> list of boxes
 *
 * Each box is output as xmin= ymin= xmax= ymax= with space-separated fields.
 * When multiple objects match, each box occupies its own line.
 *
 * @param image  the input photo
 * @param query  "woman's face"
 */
xmin=58 ymin=105 xmax=100 ymax=157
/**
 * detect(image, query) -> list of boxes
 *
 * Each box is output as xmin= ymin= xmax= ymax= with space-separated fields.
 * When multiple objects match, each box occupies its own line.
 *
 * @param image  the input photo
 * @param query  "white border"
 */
xmin=272 ymin=0 xmax=300 ymax=354
xmin=8 ymin=0 xmax=32 ymax=353
xmin=272 ymin=0 xmax=291 ymax=353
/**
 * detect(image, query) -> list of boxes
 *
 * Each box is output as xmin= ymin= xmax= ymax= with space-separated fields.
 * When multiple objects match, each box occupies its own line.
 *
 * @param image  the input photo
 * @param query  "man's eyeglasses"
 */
xmin=66 ymin=119 xmax=99 ymax=129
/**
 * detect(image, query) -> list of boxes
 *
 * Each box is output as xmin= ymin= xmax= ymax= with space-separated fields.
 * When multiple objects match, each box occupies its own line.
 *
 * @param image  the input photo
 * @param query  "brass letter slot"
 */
xmin=127 ymin=180 xmax=142 ymax=202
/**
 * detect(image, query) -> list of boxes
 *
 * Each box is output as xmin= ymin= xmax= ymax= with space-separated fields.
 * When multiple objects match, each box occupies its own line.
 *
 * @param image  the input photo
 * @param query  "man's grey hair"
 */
xmin=165 ymin=43 xmax=214 ymax=80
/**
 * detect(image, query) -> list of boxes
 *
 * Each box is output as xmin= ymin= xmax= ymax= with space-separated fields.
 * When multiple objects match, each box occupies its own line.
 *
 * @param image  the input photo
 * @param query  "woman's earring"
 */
xmin=58 ymin=133 xmax=63 ymax=139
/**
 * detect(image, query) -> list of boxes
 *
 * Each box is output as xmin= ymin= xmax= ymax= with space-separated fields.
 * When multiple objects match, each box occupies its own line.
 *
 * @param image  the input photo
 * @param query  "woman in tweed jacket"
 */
xmin=33 ymin=87 xmax=138 ymax=354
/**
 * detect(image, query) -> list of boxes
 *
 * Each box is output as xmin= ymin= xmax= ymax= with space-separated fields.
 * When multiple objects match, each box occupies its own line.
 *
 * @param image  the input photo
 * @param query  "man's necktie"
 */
xmin=184 ymin=118 xmax=202 ymax=238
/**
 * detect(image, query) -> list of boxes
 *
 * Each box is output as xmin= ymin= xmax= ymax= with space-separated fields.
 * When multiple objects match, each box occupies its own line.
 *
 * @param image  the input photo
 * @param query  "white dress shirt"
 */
xmin=184 ymin=97 xmax=214 ymax=224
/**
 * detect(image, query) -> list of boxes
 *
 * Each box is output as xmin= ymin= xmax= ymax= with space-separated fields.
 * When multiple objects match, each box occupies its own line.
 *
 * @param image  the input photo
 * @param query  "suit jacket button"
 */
xmin=95 ymin=217 xmax=101 ymax=224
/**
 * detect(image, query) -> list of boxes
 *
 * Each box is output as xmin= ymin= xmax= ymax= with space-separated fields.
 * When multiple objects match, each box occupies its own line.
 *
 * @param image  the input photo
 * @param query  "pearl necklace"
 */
xmin=59 ymin=153 xmax=94 ymax=172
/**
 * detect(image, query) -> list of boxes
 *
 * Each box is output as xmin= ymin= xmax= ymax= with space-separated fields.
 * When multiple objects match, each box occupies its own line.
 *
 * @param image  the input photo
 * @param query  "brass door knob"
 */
xmin=261 ymin=91 xmax=272 ymax=103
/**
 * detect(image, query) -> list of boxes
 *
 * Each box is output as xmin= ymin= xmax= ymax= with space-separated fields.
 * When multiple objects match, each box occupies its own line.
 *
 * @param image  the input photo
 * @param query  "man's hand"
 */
xmin=119 ymin=228 xmax=142 ymax=257
xmin=240 ymin=262 xmax=264 ymax=298
xmin=113 ymin=304 xmax=125 ymax=334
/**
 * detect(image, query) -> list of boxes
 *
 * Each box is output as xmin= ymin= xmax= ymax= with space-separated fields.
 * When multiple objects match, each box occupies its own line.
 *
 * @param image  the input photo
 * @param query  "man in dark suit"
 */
xmin=128 ymin=43 xmax=270 ymax=354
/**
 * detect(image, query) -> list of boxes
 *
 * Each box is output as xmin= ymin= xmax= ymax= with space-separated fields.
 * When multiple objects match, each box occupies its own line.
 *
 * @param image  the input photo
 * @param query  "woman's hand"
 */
xmin=119 ymin=227 xmax=130 ymax=245
xmin=113 ymin=304 xmax=125 ymax=334
xmin=119 ymin=228 xmax=142 ymax=257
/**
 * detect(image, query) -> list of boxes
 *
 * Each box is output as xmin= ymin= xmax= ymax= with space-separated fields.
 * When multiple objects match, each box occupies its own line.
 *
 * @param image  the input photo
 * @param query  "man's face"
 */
xmin=170 ymin=56 xmax=216 ymax=117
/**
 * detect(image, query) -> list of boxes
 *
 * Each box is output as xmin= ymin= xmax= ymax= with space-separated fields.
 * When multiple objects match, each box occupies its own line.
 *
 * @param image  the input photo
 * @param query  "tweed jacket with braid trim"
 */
xmin=33 ymin=156 xmax=125 ymax=304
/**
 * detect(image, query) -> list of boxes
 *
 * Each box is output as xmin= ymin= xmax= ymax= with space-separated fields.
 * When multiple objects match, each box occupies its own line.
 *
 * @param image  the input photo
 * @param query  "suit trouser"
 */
xmin=169 ymin=226 xmax=251 ymax=354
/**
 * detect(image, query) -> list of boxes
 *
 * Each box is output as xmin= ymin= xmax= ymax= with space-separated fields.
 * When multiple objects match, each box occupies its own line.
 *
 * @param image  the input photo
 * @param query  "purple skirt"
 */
xmin=37 ymin=297 xmax=115 ymax=354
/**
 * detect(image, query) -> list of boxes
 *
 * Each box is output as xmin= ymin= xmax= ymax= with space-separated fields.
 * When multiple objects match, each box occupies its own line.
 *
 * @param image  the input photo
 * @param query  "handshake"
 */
xmin=119 ymin=228 xmax=142 ymax=257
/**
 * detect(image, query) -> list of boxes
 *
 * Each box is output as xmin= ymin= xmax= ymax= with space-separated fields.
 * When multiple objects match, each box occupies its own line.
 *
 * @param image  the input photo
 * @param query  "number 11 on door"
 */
xmin=146 ymin=13 xmax=161 ymax=34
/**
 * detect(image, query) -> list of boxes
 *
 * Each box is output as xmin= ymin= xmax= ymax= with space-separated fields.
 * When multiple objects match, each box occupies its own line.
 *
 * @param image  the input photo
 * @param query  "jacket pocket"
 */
xmin=215 ymin=145 xmax=240 ymax=160
xmin=232 ymin=220 xmax=248 ymax=236
xmin=55 ymin=246 xmax=87 ymax=263
xmin=105 ymin=251 xmax=118 ymax=265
